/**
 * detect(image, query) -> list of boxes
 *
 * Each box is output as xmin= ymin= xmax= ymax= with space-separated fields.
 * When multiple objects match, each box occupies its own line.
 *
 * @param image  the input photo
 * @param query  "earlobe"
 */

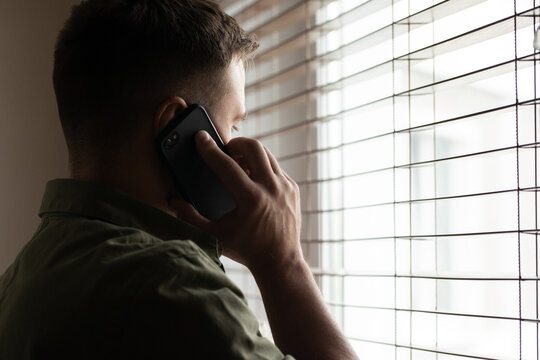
xmin=153 ymin=96 xmax=188 ymax=138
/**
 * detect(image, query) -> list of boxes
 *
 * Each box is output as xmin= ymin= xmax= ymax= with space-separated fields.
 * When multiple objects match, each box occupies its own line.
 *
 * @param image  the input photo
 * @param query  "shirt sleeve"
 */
xmin=124 ymin=240 xmax=295 ymax=360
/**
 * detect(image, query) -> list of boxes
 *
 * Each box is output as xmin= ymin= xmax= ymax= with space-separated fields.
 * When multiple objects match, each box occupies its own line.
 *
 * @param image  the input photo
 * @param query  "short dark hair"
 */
xmin=53 ymin=0 xmax=258 ymax=163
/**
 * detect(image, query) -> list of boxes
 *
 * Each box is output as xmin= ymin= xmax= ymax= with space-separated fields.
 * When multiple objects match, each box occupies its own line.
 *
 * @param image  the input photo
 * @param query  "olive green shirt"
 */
xmin=0 ymin=179 xmax=292 ymax=359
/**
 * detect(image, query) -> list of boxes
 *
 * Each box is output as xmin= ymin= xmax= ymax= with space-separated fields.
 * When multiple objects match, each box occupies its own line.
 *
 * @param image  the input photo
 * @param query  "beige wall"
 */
xmin=0 ymin=1 xmax=73 ymax=272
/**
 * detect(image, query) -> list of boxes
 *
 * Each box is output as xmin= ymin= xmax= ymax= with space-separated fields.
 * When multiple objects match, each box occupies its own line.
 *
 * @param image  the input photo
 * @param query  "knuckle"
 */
xmin=285 ymin=176 xmax=300 ymax=193
xmin=242 ymin=185 xmax=262 ymax=204
xmin=266 ymin=178 xmax=281 ymax=196
xmin=283 ymin=176 xmax=298 ymax=192
xmin=290 ymin=178 xmax=300 ymax=192
xmin=228 ymin=136 xmax=247 ymax=145
xmin=245 ymin=138 xmax=264 ymax=153
xmin=227 ymin=137 xmax=265 ymax=156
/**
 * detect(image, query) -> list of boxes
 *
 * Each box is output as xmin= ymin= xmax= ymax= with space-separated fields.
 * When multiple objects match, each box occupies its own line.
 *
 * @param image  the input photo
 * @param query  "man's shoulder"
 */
xmin=0 ymin=215 xmax=253 ymax=359
xmin=36 ymin=213 xmax=218 ymax=274
xmin=1 ymin=213 xmax=231 ymax=326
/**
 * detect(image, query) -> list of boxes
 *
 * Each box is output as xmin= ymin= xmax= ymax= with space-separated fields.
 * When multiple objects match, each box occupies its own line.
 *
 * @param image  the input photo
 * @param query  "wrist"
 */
xmin=249 ymin=251 xmax=310 ymax=284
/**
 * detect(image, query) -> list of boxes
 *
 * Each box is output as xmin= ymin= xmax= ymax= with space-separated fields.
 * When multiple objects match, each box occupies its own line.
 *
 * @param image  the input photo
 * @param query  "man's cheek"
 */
xmin=215 ymin=124 xmax=230 ymax=144
xmin=222 ymin=131 xmax=231 ymax=144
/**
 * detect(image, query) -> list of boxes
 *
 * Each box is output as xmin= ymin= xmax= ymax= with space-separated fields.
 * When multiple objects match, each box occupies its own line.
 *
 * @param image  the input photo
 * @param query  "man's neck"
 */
xmin=70 ymin=156 xmax=174 ymax=217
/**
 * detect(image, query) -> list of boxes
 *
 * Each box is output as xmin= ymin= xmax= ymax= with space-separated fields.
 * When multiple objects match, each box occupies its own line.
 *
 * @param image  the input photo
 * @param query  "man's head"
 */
xmin=53 ymin=0 xmax=258 ymax=168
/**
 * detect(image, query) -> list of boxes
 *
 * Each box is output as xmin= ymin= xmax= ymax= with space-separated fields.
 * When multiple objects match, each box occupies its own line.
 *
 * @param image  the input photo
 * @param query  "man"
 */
xmin=0 ymin=0 xmax=358 ymax=359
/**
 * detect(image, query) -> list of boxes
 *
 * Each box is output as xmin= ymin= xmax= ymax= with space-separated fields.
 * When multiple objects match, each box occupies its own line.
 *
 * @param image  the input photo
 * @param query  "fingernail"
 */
xmin=196 ymin=130 xmax=210 ymax=143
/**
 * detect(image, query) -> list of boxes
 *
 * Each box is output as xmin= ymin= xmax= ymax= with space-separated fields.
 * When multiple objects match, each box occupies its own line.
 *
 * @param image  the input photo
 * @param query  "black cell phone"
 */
xmin=156 ymin=104 xmax=236 ymax=221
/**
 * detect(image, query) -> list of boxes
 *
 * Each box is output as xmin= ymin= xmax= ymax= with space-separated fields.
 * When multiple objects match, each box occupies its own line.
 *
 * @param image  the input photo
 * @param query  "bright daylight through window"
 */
xmin=217 ymin=0 xmax=540 ymax=358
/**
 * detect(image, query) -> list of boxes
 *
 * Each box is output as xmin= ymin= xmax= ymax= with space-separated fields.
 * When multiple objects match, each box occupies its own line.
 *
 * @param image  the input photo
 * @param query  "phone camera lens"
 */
xmin=164 ymin=132 xmax=179 ymax=149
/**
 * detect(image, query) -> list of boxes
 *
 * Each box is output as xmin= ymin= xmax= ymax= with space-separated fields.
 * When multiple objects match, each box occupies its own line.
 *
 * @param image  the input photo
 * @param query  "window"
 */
xmin=218 ymin=0 xmax=540 ymax=358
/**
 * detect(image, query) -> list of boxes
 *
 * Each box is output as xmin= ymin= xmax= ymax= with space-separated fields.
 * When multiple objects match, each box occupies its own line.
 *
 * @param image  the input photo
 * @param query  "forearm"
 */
xmin=252 ymin=259 xmax=359 ymax=360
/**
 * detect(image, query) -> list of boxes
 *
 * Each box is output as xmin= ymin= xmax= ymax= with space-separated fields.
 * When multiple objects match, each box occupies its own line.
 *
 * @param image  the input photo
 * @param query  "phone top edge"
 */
xmin=197 ymin=105 xmax=228 ymax=152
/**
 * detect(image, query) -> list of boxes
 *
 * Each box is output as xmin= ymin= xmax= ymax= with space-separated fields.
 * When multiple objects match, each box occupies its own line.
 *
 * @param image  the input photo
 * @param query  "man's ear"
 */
xmin=153 ymin=96 xmax=188 ymax=138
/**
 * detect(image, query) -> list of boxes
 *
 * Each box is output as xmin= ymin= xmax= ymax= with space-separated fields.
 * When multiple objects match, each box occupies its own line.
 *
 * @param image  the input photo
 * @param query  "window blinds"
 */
xmin=218 ymin=0 xmax=540 ymax=358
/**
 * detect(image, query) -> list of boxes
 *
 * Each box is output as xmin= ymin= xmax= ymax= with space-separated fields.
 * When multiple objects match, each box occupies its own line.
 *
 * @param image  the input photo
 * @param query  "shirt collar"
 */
xmin=39 ymin=178 xmax=222 ymax=265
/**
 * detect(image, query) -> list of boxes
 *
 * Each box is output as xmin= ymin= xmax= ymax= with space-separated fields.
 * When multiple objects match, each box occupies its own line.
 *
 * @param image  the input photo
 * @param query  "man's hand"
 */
xmin=169 ymin=130 xmax=303 ymax=274
xmin=170 ymin=130 xmax=359 ymax=360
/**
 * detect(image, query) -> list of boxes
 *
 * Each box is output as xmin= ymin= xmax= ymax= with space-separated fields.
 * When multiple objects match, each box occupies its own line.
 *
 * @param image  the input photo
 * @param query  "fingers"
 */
xmin=263 ymin=146 xmax=282 ymax=175
xmin=231 ymin=154 xmax=251 ymax=177
xmin=226 ymin=137 xmax=276 ymax=184
xmin=282 ymin=170 xmax=294 ymax=184
xmin=195 ymin=131 xmax=253 ymax=199
xmin=195 ymin=131 xmax=296 ymax=204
